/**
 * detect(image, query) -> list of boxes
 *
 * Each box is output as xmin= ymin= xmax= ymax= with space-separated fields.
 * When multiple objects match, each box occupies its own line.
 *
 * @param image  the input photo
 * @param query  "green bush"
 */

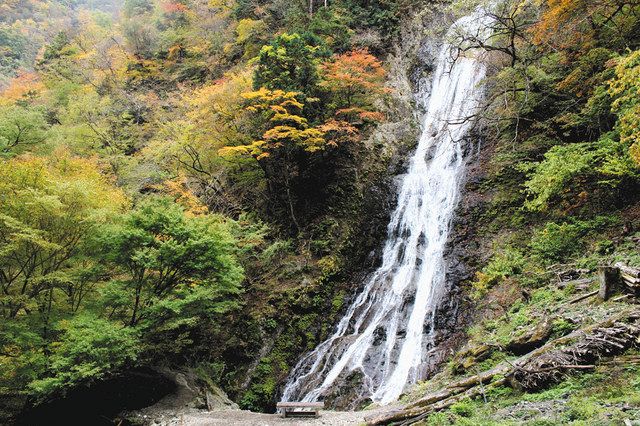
xmin=472 ymin=246 xmax=526 ymax=296
xmin=450 ymin=400 xmax=474 ymax=417
xmin=551 ymin=318 xmax=577 ymax=338
xmin=27 ymin=315 xmax=140 ymax=399
xmin=521 ymin=138 xmax=639 ymax=212
xmin=529 ymin=222 xmax=586 ymax=262
xmin=529 ymin=218 xmax=613 ymax=263
xmin=424 ymin=412 xmax=453 ymax=426
xmin=565 ymin=397 xmax=603 ymax=421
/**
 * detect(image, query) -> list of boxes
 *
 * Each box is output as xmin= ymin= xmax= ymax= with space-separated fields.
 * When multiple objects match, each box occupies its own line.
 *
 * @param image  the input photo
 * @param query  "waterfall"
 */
xmin=282 ymin=10 xmax=489 ymax=406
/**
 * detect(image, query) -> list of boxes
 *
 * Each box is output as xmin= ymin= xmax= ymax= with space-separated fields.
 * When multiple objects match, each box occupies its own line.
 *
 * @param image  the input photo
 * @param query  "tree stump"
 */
xmin=599 ymin=266 xmax=621 ymax=301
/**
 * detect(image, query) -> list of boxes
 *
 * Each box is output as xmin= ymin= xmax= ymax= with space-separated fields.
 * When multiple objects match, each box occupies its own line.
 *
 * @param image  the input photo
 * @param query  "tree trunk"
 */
xmin=283 ymin=158 xmax=301 ymax=233
xmin=130 ymin=282 xmax=142 ymax=327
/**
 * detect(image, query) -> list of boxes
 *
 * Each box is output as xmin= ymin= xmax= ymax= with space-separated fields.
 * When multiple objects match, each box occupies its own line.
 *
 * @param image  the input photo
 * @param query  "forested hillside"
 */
xmin=1 ymin=0 xmax=640 ymax=424
xmin=0 ymin=0 xmax=411 ymax=421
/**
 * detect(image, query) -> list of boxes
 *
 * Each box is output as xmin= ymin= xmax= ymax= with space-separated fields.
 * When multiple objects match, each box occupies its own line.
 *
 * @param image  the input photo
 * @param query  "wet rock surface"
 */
xmin=434 ymin=134 xmax=499 ymax=372
xmin=323 ymin=370 xmax=373 ymax=411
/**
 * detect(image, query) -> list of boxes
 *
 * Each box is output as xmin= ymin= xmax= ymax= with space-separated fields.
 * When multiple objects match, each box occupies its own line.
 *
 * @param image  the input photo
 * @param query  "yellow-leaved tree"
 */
xmin=144 ymin=70 xmax=256 ymax=215
xmin=608 ymin=50 xmax=640 ymax=164
xmin=220 ymin=88 xmax=325 ymax=231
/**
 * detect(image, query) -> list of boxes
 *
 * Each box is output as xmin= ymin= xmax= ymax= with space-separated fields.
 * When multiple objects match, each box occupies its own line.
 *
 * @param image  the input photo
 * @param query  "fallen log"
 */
xmin=612 ymin=294 xmax=631 ymax=302
xmin=397 ymin=378 xmax=508 ymax=426
xmin=366 ymin=309 xmax=640 ymax=426
xmin=615 ymin=262 xmax=640 ymax=279
xmin=568 ymin=290 xmax=598 ymax=304
xmin=407 ymin=365 xmax=509 ymax=410
xmin=365 ymin=377 xmax=508 ymax=426
xmin=620 ymin=272 xmax=640 ymax=286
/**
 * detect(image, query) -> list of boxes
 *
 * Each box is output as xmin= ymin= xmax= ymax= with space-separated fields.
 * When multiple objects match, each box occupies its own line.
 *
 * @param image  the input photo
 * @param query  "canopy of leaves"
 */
xmin=27 ymin=315 xmax=140 ymax=398
xmin=0 ymin=151 xmax=128 ymax=395
xmin=608 ymin=50 xmax=640 ymax=164
xmin=0 ymin=104 xmax=48 ymax=157
xmin=253 ymin=33 xmax=323 ymax=95
xmin=521 ymin=138 xmax=639 ymax=211
xmin=0 ymin=152 xmax=127 ymax=319
xmin=97 ymin=197 xmax=243 ymax=330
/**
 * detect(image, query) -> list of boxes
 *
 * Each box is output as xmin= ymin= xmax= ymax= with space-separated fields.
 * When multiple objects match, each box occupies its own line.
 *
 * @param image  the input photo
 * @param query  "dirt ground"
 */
xmin=137 ymin=408 xmax=390 ymax=426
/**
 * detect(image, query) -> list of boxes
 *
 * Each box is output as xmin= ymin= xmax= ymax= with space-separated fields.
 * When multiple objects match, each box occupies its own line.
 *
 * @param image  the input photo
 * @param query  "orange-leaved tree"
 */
xmin=321 ymin=49 xmax=387 ymax=124
xmin=532 ymin=0 xmax=640 ymax=52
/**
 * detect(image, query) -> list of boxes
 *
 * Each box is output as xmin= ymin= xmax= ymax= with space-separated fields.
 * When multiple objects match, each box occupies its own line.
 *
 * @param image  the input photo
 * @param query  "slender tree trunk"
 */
xmin=42 ymin=285 xmax=54 ymax=356
xmin=283 ymin=160 xmax=301 ymax=233
xmin=130 ymin=282 xmax=142 ymax=326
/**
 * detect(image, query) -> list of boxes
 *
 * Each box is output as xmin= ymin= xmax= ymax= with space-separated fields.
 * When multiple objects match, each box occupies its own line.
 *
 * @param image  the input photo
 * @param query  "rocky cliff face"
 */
xmin=356 ymin=4 xmax=500 ymax=396
xmin=269 ymin=4 xmax=497 ymax=409
xmin=373 ymin=4 xmax=493 ymax=394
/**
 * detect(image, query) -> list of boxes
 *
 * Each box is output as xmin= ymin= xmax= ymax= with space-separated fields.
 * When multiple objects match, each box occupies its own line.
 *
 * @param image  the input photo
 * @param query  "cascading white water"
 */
xmin=282 ymin=10 xmax=490 ymax=406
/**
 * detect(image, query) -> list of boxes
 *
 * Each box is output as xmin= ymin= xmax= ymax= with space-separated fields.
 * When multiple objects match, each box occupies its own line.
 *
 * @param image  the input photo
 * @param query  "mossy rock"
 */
xmin=450 ymin=343 xmax=496 ymax=374
xmin=506 ymin=318 xmax=554 ymax=355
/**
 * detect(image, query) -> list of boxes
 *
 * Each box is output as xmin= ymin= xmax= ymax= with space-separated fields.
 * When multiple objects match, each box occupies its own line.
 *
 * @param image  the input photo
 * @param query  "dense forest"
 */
xmin=1 ymin=0 xmax=640 ymax=424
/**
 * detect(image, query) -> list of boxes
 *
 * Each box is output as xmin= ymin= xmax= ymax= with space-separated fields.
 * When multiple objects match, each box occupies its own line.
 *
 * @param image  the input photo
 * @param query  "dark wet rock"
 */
xmin=322 ymin=369 xmax=373 ymax=411
xmin=402 ymin=293 xmax=416 ymax=308
xmin=373 ymin=326 xmax=387 ymax=346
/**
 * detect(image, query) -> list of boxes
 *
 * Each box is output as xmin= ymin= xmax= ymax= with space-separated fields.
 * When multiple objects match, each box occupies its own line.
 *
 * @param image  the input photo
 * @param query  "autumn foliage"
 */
xmin=532 ymin=0 xmax=640 ymax=52
xmin=321 ymin=49 xmax=387 ymax=108
xmin=161 ymin=1 xmax=188 ymax=14
xmin=1 ymin=72 xmax=44 ymax=101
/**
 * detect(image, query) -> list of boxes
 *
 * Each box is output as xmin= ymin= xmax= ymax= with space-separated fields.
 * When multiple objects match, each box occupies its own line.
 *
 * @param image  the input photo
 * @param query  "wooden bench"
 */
xmin=276 ymin=402 xmax=324 ymax=418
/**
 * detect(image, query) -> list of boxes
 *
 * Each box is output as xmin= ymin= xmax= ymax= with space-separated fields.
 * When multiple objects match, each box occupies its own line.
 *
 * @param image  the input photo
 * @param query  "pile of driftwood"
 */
xmin=512 ymin=317 xmax=640 ymax=390
xmin=365 ymin=310 xmax=640 ymax=426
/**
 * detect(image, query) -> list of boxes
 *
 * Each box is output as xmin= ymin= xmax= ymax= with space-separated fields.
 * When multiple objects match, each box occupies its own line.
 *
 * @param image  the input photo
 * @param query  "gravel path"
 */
xmin=141 ymin=408 xmax=388 ymax=426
